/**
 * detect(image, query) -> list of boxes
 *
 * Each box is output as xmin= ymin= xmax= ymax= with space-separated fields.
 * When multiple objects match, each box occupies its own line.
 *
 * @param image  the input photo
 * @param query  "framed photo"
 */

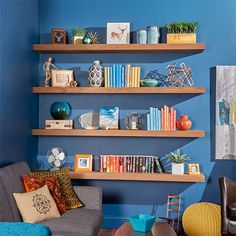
xmin=189 ymin=164 xmax=200 ymax=175
xmin=51 ymin=28 xmax=66 ymax=44
xmin=51 ymin=70 xmax=74 ymax=87
xmin=74 ymin=154 xmax=93 ymax=172
xmin=107 ymin=22 xmax=130 ymax=44
xmin=99 ymin=107 xmax=119 ymax=130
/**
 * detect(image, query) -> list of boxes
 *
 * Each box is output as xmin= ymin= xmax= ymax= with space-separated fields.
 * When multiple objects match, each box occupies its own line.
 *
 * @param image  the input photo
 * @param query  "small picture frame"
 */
xmin=51 ymin=70 xmax=74 ymax=87
xmin=189 ymin=164 xmax=200 ymax=175
xmin=74 ymin=154 xmax=93 ymax=172
xmin=51 ymin=28 xmax=66 ymax=44
xmin=107 ymin=22 xmax=130 ymax=44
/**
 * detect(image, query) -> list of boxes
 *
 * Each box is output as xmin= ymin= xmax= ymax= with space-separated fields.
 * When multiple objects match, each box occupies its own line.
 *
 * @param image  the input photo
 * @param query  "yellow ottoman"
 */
xmin=183 ymin=202 xmax=221 ymax=236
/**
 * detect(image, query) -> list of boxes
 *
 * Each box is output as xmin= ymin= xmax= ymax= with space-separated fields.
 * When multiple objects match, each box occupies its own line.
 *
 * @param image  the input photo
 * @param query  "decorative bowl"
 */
xmin=140 ymin=79 xmax=158 ymax=87
xmin=129 ymin=214 xmax=156 ymax=232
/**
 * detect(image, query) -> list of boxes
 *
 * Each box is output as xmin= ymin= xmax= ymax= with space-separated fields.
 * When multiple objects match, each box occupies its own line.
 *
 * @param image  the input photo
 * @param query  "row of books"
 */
xmin=147 ymin=105 xmax=177 ymax=131
xmin=104 ymin=65 xmax=141 ymax=87
xmin=100 ymin=155 xmax=164 ymax=173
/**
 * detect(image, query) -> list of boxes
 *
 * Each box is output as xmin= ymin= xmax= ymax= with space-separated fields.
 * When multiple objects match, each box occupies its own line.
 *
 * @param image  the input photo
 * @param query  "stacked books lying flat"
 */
xmin=104 ymin=65 xmax=141 ymax=87
xmin=147 ymin=105 xmax=177 ymax=131
xmin=100 ymin=155 xmax=164 ymax=173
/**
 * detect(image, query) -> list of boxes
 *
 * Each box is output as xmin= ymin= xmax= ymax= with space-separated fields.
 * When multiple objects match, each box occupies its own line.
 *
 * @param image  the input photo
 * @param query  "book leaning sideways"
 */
xmin=99 ymin=107 xmax=119 ymax=130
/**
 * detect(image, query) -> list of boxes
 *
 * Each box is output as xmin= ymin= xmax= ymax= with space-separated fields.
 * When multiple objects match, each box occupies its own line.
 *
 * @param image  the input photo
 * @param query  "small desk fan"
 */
xmin=47 ymin=147 xmax=66 ymax=171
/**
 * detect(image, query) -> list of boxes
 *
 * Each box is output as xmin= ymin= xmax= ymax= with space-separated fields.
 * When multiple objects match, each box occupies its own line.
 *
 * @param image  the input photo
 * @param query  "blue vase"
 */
xmin=50 ymin=102 xmax=72 ymax=120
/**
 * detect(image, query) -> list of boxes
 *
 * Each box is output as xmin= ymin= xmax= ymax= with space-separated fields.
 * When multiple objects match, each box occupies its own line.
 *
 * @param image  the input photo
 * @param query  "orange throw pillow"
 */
xmin=23 ymin=175 xmax=68 ymax=214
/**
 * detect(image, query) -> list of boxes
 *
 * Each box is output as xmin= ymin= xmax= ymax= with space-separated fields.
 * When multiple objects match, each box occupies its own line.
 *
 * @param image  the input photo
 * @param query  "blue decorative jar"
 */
xmin=147 ymin=26 xmax=160 ymax=44
xmin=137 ymin=30 xmax=147 ymax=44
xmin=50 ymin=102 xmax=72 ymax=120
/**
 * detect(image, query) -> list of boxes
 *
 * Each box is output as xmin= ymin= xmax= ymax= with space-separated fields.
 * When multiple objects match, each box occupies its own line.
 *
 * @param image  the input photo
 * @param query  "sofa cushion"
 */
xmin=0 ymin=162 xmax=30 ymax=221
xmin=41 ymin=208 xmax=103 ymax=236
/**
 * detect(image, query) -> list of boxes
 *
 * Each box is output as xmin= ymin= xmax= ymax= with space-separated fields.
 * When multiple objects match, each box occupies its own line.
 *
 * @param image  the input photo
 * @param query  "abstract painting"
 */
xmin=216 ymin=66 xmax=236 ymax=159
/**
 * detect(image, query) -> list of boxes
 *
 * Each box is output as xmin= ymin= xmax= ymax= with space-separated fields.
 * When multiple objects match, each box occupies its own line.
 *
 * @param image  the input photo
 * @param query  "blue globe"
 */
xmin=50 ymin=102 xmax=72 ymax=120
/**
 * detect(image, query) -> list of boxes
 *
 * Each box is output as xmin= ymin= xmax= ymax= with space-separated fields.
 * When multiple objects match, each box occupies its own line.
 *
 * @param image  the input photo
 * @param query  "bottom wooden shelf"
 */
xmin=70 ymin=171 xmax=205 ymax=183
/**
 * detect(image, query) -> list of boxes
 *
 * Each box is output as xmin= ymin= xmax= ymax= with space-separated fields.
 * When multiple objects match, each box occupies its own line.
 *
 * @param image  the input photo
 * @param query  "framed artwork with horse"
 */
xmin=107 ymin=22 xmax=130 ymax=44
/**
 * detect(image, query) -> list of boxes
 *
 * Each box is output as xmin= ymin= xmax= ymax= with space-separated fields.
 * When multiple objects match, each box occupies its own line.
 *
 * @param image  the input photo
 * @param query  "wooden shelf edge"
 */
xmin=32 ymin=129 xmax=205 ymax=138
xmin=33 ymin=43 xmax=205 ymax=53
xmin=32 ymin=87 xmax=206 ymax=94
xmin=69 ymin=171 xmax=205 ymax=182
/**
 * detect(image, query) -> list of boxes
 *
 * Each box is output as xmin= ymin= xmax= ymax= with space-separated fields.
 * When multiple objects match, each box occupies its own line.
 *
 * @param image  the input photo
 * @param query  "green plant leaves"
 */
xmin=166 ymin=22 xmax=198 ymax=34
xmin=166 ymin=148 xmax=190 ymax=164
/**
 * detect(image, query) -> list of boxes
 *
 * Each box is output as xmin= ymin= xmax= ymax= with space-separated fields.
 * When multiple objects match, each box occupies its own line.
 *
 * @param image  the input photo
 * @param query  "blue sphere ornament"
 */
xmin=83 ymin=35 xmax=92 ymax=44
xmin=50 ymin=102 xmax=72 ymax=120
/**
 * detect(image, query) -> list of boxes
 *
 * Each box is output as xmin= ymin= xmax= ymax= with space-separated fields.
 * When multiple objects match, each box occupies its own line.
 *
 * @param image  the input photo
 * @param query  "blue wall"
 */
xmin=0 ymin=0 xmax=39 ymax=168
xmin=37 ymin=0 xmax=236 ymax=227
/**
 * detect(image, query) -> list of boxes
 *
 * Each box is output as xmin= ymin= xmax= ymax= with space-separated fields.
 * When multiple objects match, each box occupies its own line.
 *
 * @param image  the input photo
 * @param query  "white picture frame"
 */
xmin=107 ymin=22 xmax=130 ymax=44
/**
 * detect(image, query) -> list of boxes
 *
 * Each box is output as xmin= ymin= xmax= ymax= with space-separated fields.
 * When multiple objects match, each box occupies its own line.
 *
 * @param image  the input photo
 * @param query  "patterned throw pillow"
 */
xmin=13 ymin=185 xmax=60 ymax=223
xmin=23 ymin=175 xmax=68 ymax=214
xmin=28 ymin=168 xmax=83 ymax=209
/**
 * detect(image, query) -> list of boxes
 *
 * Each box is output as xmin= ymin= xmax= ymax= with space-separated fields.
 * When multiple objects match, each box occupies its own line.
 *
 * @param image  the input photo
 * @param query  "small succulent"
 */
xmin=166 ymin=22 xmax=198 ymax=34
xmin=72 ymin=27 xmax=87 ymax=37
xmin=166 ymin=149 xmax=190 ymax=164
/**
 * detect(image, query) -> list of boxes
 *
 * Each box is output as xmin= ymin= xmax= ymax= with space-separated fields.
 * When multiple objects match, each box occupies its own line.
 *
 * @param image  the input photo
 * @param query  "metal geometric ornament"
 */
xmin=87 ymin=32 xmax=101 ymax=44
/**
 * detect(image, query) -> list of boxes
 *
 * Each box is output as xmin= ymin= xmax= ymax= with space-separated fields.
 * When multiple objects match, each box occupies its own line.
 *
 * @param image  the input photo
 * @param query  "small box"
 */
xmin=45 ymin=120 xmax=73 ymax=129
xmin=167 ymin=33 xmax=196 ymax=44
xmin=129 ymin=214 xmax=156 ymax=232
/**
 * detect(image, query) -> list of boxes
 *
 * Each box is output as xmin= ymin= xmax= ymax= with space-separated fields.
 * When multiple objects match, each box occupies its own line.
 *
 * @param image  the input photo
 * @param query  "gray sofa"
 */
xmin=0 ymin=161 xmax=103 ymax=236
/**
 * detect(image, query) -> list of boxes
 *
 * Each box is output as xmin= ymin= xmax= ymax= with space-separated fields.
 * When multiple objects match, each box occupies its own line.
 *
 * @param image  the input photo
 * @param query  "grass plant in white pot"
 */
xmin=167 ymin=149 xmax=190 ymax=175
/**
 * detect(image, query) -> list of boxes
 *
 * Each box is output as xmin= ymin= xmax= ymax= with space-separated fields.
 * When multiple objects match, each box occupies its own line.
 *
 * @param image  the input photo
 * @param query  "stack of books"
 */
xmin=147 ymin=105 xmax=177 ymax=131
xmin=104 ymin=64 xmax=141 ymax=87
xmin=100 ymin=155 xmax=163 ymax=173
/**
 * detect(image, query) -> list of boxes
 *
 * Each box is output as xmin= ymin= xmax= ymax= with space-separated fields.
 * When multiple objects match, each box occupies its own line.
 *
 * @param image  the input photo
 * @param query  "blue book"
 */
xmin=154 ymin=108 xmax=157 ymax=131
xmin=121 ymin=65 xmax=125 ymax=87
xmin=150 ymin=107 xmax=154 ymax=131
xmin=147 ymin=114 xmax=150 ymax=130
xmin=117 ymin=64 xmax=121 ymax=87
xmin=156 ymin=108 xmax=159 ymax=130
xmin=109 ymin=66 xmax=113 ymax=87
xmin=112 ymin=64 xmax=116 ymax=87
xmin=158 ymin=109 xmax=161 ymax=130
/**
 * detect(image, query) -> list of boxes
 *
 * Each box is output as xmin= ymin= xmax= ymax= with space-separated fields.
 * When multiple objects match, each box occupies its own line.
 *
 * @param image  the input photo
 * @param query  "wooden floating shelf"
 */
xmin=70 ymin=171 xmax=205 ymax=183
xmin=32 ymin=87 xmax=205 ymax=94
xmin=32 ymin=129 xmax=205 ymax=138
xmin=33 ymin=43 xmax=205 ymax=53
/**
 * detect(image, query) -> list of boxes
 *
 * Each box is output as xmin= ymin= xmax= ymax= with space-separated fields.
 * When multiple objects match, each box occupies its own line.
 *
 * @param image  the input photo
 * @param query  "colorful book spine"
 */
xmin=147 ymin=114 xmax=150 ymax=130
xmin=109 ymin=66 xmax=113 ymax=87
xmin=121 ymin=65 xmax=125 ymax=87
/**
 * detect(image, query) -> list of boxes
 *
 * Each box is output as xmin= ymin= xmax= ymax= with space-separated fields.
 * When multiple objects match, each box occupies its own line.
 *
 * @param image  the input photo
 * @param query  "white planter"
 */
xmin=172 ymin=163 xmax=184 ymax=175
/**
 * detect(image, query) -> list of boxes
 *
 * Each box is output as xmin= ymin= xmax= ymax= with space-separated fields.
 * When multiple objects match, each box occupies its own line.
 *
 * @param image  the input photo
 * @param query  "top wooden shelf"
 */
xmin=33 ymin=43 xmax=206 ymax=53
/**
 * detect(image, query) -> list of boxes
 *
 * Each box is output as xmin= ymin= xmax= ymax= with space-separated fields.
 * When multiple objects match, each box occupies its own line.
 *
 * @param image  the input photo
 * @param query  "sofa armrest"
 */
xmin=73 ymin=186 xmax=102 ymax=210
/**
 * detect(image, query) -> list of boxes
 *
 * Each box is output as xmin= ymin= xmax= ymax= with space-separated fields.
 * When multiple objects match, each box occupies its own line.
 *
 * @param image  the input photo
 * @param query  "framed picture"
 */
xmin=188 ymin=164 xmax=200 ymax=175
xmin=51 ymin=28 xmax=66 ymax=44
xmin=215 ymin=66 xmax=236 ymax=159
xmin=74 ymin=154 xmax=93 ymax=172
xmin=99 ymin=107 xmax=119 ymax=130
xmin=107 ymin=22 xmax=130 ymax=44
xmin=51 ymin=70 xmax=74 ymax=87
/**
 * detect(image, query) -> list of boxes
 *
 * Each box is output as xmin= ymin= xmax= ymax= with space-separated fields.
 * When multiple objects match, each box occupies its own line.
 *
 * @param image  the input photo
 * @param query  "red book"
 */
xmin=100 ymin=155 xmax=103 ymax=172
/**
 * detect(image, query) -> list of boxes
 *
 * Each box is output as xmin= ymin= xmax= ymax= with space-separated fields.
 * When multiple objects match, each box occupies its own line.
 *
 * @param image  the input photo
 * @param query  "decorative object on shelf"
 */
xmin=215 ymin=66 xmax=236 ymax=160
xmin=82 ymin=34 xmax=92 ymax=44
xmin=166 ymin=149 xmax=190 ymax=175
xmin=70 ymin=80 xmax=78 ymax=87
xmin=74 ymin=154 xmax=93 ymax=172
xmin=45 ymin=120 xmax=73 ymax=129
xmin=51 ymin=28 xmax=66 ymax=44
xmin=51 ymin=70 xmax=74 ymax=87
xmin=107 ymin=22 xmax=130 ymax=44
xmin=79 ymin=112 xmax=99 ymax=130
xmin=87 ymin=32 xmax=101 ymax=44
xmin=43 ymin=57 xmax=58 ymax=87
xmin=176 ymin=115 xmax=192 ymax=131
xmin=71 ymin=27 xmax=86 ymax=44
xmin=46 ymin=147 xmax=66 ymax=171
xmin=166 ymin=22 xmax=198 ymax=44
xmin=50 ymin=102 xmax=72 ymax=120
xmin=188 ymin=163 xmax=200 ymax=175
xmin=136 ymin=29 xmax=147 ymax=44
xmin=147 ymin=25 xmax=160 ymax=44
xmin=99 ymin=107 xmax=119 ymax=130
xmin=140 ymin=78 xmax=158 ymax=87
xmin=143 ymin=70 xmax=168 ymax=87
xmin=88 ymin=60 xmax=104 ymax=87
xmin=167 ymin=63 xmax=194 ymax=87
xmin=129 ymin=214 xmax=156 ymax=233
xmin=125 ymin=112 xmax=143 ymax=130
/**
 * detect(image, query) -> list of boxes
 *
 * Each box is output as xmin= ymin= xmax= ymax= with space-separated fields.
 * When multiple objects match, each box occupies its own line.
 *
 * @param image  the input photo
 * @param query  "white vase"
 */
xmin=172 ymin=163 xmax=184 ymax=175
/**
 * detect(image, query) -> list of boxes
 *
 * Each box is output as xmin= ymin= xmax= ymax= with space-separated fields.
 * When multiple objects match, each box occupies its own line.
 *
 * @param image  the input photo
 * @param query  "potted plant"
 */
xmin=72 ymin=27 xmax=87 ymax=44
xmin=166 ymin=149 xmax=190 ymax=175
xmin=166 ymin=22 xmax=198 ymax=44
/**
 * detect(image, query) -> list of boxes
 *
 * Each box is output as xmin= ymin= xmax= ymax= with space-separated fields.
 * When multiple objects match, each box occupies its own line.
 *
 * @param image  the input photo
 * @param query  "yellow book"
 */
xmin=131 ymin=67 xmax=135 ymax=87
xmin=104 ymin=67 xmax=107 ymax=87
xmin=137 ymin=67 xmax=141 ymax=87
xmin=107 ymin=67 xmax=110 ymax=87
xmin=126 ymin=64 xmax=131 ymax=87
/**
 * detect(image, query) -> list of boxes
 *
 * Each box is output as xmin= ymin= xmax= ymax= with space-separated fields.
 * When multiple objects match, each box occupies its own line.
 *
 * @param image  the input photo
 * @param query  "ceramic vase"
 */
xmin=172 ymin=163 xmax=184 ymax=175
xmin=72 ymin=36 xmax=84 ymax=44
xmin=50 ymin=102 xmax=72 ymax=120
xmin=176 ymin=115 xmax=192 ymax=131
xmin=88 ymin=61 xmax=104 ymax=87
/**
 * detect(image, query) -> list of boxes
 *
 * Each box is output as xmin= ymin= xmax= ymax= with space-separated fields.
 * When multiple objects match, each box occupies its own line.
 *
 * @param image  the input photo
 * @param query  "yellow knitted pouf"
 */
xmin=183 ymin=202 xmax=221 ymax=236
